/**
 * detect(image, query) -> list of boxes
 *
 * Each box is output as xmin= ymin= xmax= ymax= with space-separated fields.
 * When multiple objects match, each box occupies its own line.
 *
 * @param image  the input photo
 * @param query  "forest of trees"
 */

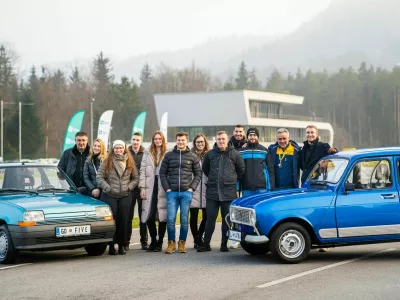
xmin=1 ymin=44 xmax=400 ymax=160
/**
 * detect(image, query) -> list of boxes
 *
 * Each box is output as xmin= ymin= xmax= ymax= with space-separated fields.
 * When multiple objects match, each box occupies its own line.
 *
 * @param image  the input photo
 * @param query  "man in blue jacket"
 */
xmin=268 ymin=128 xmax=301 ymax=189
xmin=239 ymin=127 xmax=275 ymax=196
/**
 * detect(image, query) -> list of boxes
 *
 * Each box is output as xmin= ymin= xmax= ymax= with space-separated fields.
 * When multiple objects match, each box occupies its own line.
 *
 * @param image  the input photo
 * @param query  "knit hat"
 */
xmin=247 ymin=127 xmax=259 ymax=138
xmin=112 ymin=140 xmax=126 ymax=148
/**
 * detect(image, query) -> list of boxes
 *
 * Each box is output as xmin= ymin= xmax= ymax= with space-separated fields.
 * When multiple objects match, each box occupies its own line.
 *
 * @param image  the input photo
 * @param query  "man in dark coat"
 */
xmin=124 ymin=132 xmax=148 ymax=251
xmin=58 ymin=132 xmax=90 ymax=191
xmin=197 ymin=131 xmax=245 ymax=253
xmin=299 ymin=125 xmax=337 ymax=184
xmin=229 ymin=124 xmax=247 ymax=150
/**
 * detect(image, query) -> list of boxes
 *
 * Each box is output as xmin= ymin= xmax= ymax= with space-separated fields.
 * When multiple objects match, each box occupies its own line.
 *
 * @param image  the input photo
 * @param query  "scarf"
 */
xmin=113 ymin=154 xmax=128 ymax=177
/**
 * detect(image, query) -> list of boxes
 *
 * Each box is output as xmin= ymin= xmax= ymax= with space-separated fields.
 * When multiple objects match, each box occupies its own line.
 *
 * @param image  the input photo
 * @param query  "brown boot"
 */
xmin=165 ymin=241 xmax=176 ymax=254
xmin=178 ymin=240 xmax=187 ymax=253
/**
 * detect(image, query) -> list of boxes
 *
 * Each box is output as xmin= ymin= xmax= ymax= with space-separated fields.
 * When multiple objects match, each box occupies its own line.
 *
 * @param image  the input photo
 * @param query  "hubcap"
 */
xmin=279 ymin=229 xmax=305 ymax=259
xmin=0 ymin=231 xmax=8 ymax=259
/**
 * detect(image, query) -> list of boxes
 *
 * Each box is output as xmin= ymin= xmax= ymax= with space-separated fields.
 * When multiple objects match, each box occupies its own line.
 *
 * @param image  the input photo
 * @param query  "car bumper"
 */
xmin=8 ymin=220 xmax=115 ymax=250
xmin=244 ymin=234 xmax=269 ymax=244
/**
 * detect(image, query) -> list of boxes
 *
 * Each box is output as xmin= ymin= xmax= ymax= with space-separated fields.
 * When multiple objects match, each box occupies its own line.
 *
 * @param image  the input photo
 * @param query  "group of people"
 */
xmin=57 ymin=124 xmax=337 ymax=255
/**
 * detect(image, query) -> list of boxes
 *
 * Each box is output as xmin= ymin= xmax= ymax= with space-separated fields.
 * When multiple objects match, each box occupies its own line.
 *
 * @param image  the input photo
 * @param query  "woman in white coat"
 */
xmin=139 ymin=131 xmax=168 ymax=252
xmin=190 ymin=133 xmax=210 ymax=248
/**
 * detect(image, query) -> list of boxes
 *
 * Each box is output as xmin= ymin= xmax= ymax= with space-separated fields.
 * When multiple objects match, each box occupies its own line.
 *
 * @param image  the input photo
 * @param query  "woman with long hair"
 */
xmin=190 ymin=133 xmax=210 ymax=248
xmin=139 ymin=131 xmax=168 ymax=252
xmin=83 ymin=138 xmax=107 ymax=198
xmin=97 ymin=140 xmax=139 ymax=255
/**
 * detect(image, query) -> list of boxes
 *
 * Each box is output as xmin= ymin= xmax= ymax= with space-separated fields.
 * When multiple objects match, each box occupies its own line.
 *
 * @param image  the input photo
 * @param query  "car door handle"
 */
xmin=381 ymin=194 xmax=396 ymax=199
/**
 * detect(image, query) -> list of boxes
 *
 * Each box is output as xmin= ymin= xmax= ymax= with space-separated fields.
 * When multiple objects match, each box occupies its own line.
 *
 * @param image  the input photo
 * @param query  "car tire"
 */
xmin=85 ymin=242 xmax=108 ymax=256
xmin=0 ymin=224 xmax=18 ymax=264
xmin=270 ymin=222 xmax=311 ymax=264
xmin=240 ymin=240 xmax=270 ymax=255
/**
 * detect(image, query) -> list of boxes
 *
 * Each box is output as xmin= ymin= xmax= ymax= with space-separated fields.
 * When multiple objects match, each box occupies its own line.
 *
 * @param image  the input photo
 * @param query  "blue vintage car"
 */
xmin=0 ymin=163 xmax=115 ymax=264
xmin=228 ymin=147 xmax=400 ymax=263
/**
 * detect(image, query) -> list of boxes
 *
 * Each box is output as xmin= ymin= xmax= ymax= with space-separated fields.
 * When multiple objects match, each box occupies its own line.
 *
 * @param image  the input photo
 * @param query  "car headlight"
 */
xmin=231 ymin=210 xmax=236 ymax=221
xmin=24 ymin=211 xmax=45 ymax=222
xmin=96 ymin=206 xmax=112 ymax=217
xmin=249 ymin=211 xmax=256 ymax=225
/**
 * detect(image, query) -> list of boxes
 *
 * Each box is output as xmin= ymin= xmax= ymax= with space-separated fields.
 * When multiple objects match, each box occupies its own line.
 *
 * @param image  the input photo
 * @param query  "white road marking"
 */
xmin=0 ymin=263 xmax=32 ymax=271
xmin=256 ymin=248 xmax=396 ymax=288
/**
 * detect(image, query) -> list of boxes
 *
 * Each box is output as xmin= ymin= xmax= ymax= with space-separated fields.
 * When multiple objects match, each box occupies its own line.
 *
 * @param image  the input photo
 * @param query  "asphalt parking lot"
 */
xmin=1 ymin=224 xmax=400 ymax=300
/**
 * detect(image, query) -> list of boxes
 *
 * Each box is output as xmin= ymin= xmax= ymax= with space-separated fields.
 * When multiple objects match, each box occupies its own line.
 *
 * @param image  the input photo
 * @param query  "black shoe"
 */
xmin=141 ymin=242 xmax=149 ymax=250
xmin=108 ymin=245 xmax=118 ymax=255
xmin=118 ymin=246 xmax=126 ymax=255
xmin=197 ymin=244 xmax=211 ymax=252
xmin=220 ymin=242 xmax=229 ymax=252
xmin=147 ymin=241 xmax=157 ymax=252
xmin=153 ymin=240 xmax=163 ymax=252
xmin=123 ymin=244 xmax=129 ymax=252
xmin=193 ymin=235 xmax=200 ymax=249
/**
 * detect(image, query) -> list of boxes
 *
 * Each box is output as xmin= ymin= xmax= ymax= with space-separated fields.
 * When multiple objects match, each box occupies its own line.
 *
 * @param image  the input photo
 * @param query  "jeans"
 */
xmin=204 ymin=200 xmax=231 ymax=245
xmin=167 ymin=191 xmax=193 ymax=241
xmin=242 ymin=189 xmax=268 ymax=197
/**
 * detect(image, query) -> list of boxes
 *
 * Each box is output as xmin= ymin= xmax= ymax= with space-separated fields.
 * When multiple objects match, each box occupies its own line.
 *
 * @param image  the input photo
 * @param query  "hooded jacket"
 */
xmin=159 ymin=146 xmax=202 ymax=192
xmin=202 ymin=143 xmax=245 ymax=202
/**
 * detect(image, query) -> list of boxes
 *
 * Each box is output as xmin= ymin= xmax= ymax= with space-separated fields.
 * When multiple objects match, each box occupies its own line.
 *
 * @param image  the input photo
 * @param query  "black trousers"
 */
xmin=147 ymin=176 xmax=167 ymax=242
xmin=204 ymin=200 xmax=231 ymax=245
xmin=125 ymin=188 xmax=148 ymax=245
xmin=101 ymin=192 xmax=132 ymax=246
xmin=190 ymin=208 xmax=207 ymax=239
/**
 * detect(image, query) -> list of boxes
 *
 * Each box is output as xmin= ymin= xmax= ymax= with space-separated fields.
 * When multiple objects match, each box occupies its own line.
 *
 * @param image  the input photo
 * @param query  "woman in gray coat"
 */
xmin=97 ymin=140 xmax=139 ymax=255
xmin=139 ymin=131 xmax=168 ymax=252
xmin=190 ymin=133 xmax=210 ymax=248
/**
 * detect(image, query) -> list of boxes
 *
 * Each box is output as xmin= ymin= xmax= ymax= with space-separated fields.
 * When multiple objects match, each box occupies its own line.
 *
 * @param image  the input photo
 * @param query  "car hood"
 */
xmin=3 ymin=193 xmax=106 ymax=214
xmin=232 ymin=189 xmax=325 ymax=209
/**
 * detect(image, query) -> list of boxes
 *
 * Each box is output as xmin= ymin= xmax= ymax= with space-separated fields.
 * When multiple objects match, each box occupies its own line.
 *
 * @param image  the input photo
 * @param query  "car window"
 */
xmin=309 ymin=158 xmax=349 ymax=183
xmin=346 ymin=159 xmax=392 ymax=190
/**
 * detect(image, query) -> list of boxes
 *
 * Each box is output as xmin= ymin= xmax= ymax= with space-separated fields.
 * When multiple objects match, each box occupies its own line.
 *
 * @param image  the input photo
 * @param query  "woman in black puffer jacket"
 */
xmin=83 ymin=138 xmax=107 ymax=198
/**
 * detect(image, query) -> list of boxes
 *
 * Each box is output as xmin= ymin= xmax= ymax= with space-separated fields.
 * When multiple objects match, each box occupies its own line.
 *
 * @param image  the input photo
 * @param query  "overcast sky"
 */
xmin=0 ymin=0 xmax=333 ymax=67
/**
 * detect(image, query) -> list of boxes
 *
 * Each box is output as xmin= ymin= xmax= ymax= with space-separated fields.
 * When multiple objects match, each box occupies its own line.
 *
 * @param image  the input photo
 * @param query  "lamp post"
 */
xmin=90 ymin=97 xmax=95 ymax=144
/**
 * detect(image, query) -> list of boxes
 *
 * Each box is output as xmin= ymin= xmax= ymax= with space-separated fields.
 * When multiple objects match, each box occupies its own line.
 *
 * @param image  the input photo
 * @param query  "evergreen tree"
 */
xmin=248 ymin=69 xmax=261 ymax=90
xmin=140 ymin=63 xmax=153 ymax=86
xmin=235 ymin=61 xmax=249 ymax=89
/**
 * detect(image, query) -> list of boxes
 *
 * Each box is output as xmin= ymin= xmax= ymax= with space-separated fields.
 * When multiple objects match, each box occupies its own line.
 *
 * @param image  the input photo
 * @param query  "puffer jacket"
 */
xmin=96 ymin=159 xmax=139 ymax=198
xmin=202 ymin=143 xmax=245 ymax=202
xmin=191 ymin=156 xmax=207 ymax=208
xmin=139 ymin=149 xmax=167 ymax=222
xmin=83 ymin=155 xmax=102 ymax=193
xmin=239 ymin=142 xmax=275 ymax=191
xmin=159 ymin=146 xmax=202 ymax=192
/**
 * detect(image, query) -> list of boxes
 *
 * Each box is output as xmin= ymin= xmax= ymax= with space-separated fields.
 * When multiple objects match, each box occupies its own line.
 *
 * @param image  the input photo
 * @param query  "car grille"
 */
xmin=37 ymin=217 xmax=103 ymax=225
xmin=230 ymin=206 xmax=254 ymax=226
xmin=36 ymin=233 xmax=107 ymax=244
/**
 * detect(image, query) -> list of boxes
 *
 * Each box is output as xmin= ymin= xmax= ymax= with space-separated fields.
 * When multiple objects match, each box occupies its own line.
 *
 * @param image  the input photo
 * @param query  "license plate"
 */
xmin=56 ymin=225 xmax=91 ymax=237
xmin=228 ymin=230 xmax=241 ymax=242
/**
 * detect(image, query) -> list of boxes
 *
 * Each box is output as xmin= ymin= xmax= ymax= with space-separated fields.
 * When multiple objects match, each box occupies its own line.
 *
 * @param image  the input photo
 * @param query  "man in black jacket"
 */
xmin=58 ymin=132 xmax=90 ymax=191
xmin=197 ymin=131 xmax=245 ymax=253
xmin=299 ymin=125 xmax=337 ymax=184
xmin=124 ymin=132 xmax=148 ymax=251
xmin=160 ymin=132 xmax=202 ymax=254
xmin=229 ymin=124 xmax=247 ymax=150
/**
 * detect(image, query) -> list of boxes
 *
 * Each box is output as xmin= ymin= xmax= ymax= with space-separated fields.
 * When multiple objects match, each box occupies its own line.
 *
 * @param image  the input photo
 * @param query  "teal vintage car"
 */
xmin=0 ymin=163 xmax=115 ymax=264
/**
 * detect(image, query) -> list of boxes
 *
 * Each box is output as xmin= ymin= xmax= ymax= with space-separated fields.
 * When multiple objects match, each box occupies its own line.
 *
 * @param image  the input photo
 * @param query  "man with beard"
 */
xmin=230 ymin=125 xmax=246 ymax=150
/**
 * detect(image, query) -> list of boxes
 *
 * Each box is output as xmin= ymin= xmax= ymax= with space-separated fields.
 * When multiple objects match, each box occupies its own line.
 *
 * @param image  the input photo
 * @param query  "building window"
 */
xmin=249 ymin=100 xmax=281 ymax=119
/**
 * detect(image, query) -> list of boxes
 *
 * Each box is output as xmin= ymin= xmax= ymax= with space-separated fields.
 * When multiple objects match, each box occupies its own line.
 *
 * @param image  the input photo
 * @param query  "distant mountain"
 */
xmin=225 ymin=0 xmax=400 ymax=79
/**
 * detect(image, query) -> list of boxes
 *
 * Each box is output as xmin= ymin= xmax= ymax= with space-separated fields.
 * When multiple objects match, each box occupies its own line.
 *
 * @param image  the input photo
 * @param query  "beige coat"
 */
xmin=139 ymin=149 xmax=167 ymax=222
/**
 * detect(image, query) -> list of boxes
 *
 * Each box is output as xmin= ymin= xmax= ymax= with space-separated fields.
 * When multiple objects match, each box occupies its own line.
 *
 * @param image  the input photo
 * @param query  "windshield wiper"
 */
xmin=310 ymin=181 xmax=330 ymax=185
xmin=0 ymin=188 xmax=38 ymax=195
xmin=37 ymin=188 xmax=77 ymax=194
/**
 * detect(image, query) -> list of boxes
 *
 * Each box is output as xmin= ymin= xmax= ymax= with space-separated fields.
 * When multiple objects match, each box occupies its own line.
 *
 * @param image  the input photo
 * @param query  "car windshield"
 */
xmin=0 ymin=165 xmax=74 ymax=193
xmin=308 ymin=158 xmax=349 ymax=184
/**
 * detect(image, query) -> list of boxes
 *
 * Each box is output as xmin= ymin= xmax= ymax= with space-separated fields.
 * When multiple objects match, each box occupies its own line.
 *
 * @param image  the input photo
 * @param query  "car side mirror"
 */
xmin=77 ymin=187 xmax=88 ymax=195
xmin=344 ymin=182 xmax=355 ymax=192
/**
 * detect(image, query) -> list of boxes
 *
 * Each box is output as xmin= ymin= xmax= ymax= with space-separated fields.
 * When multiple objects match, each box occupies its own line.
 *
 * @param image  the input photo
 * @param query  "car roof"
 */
xmin=0 ymin=162 xmax=57 ymax=167
xmin=328 ymin=147 xmax=400 ymax=160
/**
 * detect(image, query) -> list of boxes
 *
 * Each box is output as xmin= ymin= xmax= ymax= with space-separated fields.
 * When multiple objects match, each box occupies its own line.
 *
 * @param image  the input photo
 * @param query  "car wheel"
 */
xmin=0 ymin=225 xmax=17 ymax=264
xmin=85 ymin=242 xmax=108 ymax=256
xmin=240 ymin=240 xmax=270 ymax=255
xmin=270 ymin=222 xmax=311 ymax=264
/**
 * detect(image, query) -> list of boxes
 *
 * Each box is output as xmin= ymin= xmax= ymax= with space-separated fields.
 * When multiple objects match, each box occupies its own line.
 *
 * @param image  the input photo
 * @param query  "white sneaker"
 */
xmin=229 ymin=241 xmax=241 ymax=249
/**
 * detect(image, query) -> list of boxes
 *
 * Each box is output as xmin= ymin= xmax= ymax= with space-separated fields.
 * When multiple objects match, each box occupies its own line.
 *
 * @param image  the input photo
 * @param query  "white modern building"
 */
xmin=154 ymin=90 xmax=334 ymax=146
